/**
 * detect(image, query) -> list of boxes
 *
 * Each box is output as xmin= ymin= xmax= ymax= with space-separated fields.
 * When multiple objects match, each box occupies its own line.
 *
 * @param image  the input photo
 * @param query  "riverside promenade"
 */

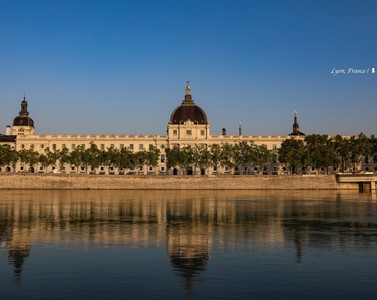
xmin=0 ymin=173 xmax=351 ymax=190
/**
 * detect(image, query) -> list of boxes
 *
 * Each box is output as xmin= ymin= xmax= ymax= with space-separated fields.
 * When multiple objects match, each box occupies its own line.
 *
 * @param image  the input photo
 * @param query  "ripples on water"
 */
xmin=1 ymin=190 xmax=377 ymax=299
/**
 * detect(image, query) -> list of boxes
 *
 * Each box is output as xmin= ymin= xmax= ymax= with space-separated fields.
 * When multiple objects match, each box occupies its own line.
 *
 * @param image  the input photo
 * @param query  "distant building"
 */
xmin=3 ymin=82 xmax=369 ymax=175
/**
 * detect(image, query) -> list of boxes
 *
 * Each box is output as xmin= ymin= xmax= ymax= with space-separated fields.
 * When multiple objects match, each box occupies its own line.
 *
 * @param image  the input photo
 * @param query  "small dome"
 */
xmin=169 ymin=82 xmax=208 ymax=125
xmin=13 ymin=115 xmax=34 ymax=127
xmin=13 ymin=97 xmax=35 ymax=128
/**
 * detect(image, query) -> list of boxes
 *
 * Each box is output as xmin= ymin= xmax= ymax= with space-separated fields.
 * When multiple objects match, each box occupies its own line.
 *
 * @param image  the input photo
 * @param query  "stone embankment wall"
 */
xmin=0 ymin=173 xmax=350 ymax=190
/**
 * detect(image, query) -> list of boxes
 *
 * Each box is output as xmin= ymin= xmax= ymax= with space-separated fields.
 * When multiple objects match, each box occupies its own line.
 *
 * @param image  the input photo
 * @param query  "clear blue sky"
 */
xmin=0 ymin=0 xmax=376 ymax=136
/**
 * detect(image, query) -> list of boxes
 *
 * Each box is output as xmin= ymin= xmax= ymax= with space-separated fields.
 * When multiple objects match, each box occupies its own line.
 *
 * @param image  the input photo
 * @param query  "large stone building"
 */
xmin=1 ymin=82 xmax=373 ymax=175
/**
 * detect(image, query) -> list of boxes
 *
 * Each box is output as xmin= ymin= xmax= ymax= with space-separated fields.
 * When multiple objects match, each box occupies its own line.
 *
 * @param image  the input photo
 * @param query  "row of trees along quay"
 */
xmin=0 ymin=134 xmax=376 ymax=175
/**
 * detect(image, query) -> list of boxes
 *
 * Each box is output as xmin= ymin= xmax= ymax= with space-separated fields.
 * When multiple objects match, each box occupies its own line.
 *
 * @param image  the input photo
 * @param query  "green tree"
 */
xmin=58 ymin=147 xmax=70 ymax=172
xmin=254 ymin=144 xmax=274 ymax=172
xmin=220 ymin=143 xmax=234 ymax=173
xmin=118 ymin=147 xmax=134 ymax=172
xmin=305 ymin=134 xmax=338 ymax=174
xmin=209 ymin=143 xmax=222 ymax=174
xmin=146 ymin=146 xmax=160 ymax=174
xmin=69 ymin=145 xmax=85 ymax=174
xmin=85 ymin=143 xmax=102 ymax=174
xmin=232 ymin=141 xmax=255 ymax=174
xmin=166 ymin=146 xmax=181 ymax=174
xmin=135 ymin=150 xmax=147 ymax=173
xmin=278 ymin=138 xmax=307 ymax=174
xmin=179 ymin=146 xmax=194 ymax=174
xmin=0 ymin=144 xmax=18 ymax=172
xmin=349 ymin=133 xmax=371 ymax=173
xmin=18 ymin=145 xmax=40 ymax=172
xmin=333 ymin=135 xmax=351 ymax=173
xmin=192 ymin=144 xmax=211 ymax=175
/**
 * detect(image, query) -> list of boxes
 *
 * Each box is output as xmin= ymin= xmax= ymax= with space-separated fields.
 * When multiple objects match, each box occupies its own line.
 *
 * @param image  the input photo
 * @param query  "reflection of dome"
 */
xmin=166 ymin=221 xmax=210 ymax=290
xmin=13 ymin=97 xmax=34 ymax=127
xmin=169 ymin=246 xmax=210 ymax=272
xmin=8 ymin=242 xmax=31 ymax=282
xmin=169 ymin=82 xmax=208 ymax=125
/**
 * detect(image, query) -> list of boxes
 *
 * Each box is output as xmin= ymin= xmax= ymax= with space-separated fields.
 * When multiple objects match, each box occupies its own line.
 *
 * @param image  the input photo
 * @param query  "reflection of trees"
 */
xmin=281 ymin=196 xmax=377 ymax=263
xmin=0 ymin=204 xmax=31 ymax=283
xmin=1 ymin=190 xmax=377 ymax=287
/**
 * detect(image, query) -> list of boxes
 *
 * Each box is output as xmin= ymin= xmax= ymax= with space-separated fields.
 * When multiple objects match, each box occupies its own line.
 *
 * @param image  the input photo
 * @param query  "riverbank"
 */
xmin=0 ymin=173 xmax=356 ymax=190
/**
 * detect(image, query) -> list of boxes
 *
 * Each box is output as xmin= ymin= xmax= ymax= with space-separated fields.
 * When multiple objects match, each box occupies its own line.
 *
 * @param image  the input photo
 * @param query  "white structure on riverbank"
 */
xmin=2 ymin=82 xmax=373 ymax=175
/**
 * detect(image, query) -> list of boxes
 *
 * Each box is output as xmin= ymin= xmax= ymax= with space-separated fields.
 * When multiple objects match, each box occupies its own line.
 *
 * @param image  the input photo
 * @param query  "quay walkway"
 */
xmin=336 ymin=174 xmax=377 ymax=192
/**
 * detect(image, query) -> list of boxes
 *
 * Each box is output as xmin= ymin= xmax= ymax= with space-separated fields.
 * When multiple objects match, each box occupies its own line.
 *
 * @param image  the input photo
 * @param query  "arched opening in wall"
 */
xmin=30 ymin=167 xmax=35 ymax=173
xmin=173 ymin=168 xmax=178 ymax=175
xmin=6 ymin=167 xmax=11 ymax=172
xmin=0 ymin=167 xmax=2 ymax=172
xmin=187 ymin=167 xmax=193 ymax=175
xmin=200 ymin=168 xmax=205 ymax=175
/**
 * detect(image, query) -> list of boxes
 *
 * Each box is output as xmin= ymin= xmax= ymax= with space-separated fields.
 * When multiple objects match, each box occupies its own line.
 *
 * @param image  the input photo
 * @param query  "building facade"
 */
xmin=1 ymin=83 xmax=374 ymax=175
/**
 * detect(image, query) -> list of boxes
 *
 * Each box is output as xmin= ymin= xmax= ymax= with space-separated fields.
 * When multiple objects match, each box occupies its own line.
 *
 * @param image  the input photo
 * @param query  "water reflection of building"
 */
xmin=1 ymin=190 xmax=375 ymax=284
xmin=0 ymin=207 xmax=31 ymax=282
xmin=166 ymin=205 xmax=212 ymax=290
xmin=8 ymin=239 xmax=31 ymax=282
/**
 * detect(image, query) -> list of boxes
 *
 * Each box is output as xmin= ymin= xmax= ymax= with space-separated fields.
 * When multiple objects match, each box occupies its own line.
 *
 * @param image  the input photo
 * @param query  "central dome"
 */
xmin=169 ymin=82 xmax=208 ymax=125
xmin=13 ymin=97 xmax=35 ymax=127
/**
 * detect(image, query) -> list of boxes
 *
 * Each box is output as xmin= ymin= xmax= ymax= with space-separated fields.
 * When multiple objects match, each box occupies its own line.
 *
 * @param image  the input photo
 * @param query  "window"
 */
xmin=129 ymin=144 xmax=134 ymax=150
xmin=40 ymin=144 xmax=44 ymax=149
xmin=120 ymin=144 xmax=124 ymax=149
xmin=161 ymin=154 xmax=165 ymax=163
xmin=186 ymin=130 xmax=192 ymax=136
xmin=365 ymin=156 xmax=369 ymax=163
xmin=20 ymin=166 xmax=24 ymax=171
xmin=71 ymin=144 xmax=76 ymax=150
xmin=110 ymin=144 xmax=114 ymax=149
xmin=201 ymin=130 xmax=205 ymax=136
xmin=173 ymin=130 xmax=178 ymax=136
xmin=71 ymin=167 xmax=75 ymax=171
xmin=81 ymin=144 xmax=85 ymax=149
xmin=52 ymin=144 xmax=57 ymax=150
xmin=62 ymin=144 xmax=66 ymax=149
xmin=101 ymin=144 xmax=105 ymax=150
xmin=139 ymin=144 xmax=144 ymax=150
xmin=161 ymin=167 xmax=165 ymax=171
xmin=149 ymin=144 xmax=153 ymax=150
xmin=18 ymin=128 xmax=24 ymax=135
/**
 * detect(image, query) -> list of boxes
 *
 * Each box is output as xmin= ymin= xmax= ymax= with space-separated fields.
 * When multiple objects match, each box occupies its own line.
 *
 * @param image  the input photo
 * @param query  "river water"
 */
xmin=1 ymin=190 xmax=377 ymax=299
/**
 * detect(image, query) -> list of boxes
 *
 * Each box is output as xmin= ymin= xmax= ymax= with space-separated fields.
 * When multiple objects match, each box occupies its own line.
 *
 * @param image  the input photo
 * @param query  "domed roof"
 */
xmin=169 ymin=82 xmax=208 ymax=125
xmin=13 ymin=97 xmax=34 ymax=127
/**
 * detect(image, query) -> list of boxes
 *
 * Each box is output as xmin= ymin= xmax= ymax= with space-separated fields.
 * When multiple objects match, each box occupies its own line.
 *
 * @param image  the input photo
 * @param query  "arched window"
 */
xmin=18 ymin=128 xmax=24 ymax=135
